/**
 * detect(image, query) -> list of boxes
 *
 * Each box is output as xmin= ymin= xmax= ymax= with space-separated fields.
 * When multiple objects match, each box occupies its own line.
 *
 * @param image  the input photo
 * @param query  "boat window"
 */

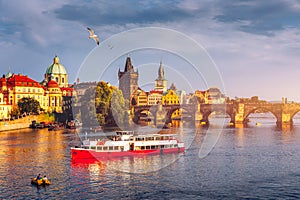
xmin=141 ymin=146 xmax=145 ymax=150
xmin=146 ymin=146 xmax=150 ymax=150
xmin=103 ymin=146 xmax=108 ymax=150
xmin=109 ymin=146 xmax=113 ymax=150
xmin=135 ymin=146 xmax=141 ymax=150
xmin=151 ymin=146 xmax=155 ymax=149
xmin=174 ymin=144 xmax=178 ymax=147
xmin=91 ymin=146 xmax=96 ymax=150
xmin=160 ymin=145 xmax=165 ymax=149
xmin=155 ymin=137 xmax=160 ymax=140
xmin=114 ymin=146 xmax=119 ymax=150
xmin=97 ymin=146 xmax=102 ymax=151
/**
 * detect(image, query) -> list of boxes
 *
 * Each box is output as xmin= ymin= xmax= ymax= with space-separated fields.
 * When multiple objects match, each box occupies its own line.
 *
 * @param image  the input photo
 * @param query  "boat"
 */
xmin=71 ymin=131 xmax=185 ymax=161
xmin=48 ymin=123 xmax=65 ymax=131
xmin=31 ymin=178 xmax=51 ymax=186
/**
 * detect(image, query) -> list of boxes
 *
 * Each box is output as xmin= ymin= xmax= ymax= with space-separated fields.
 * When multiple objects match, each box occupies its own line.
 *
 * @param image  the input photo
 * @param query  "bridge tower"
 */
xmin=155 ymin=61 xmax=168 ymax=92
xmin=118 ymin=56 xmax=139 ymax=104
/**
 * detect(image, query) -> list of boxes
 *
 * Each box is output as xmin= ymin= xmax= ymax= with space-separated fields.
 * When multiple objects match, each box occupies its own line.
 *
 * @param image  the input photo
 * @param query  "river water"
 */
xmin=1 ymin=115 xmax=300 ymax=199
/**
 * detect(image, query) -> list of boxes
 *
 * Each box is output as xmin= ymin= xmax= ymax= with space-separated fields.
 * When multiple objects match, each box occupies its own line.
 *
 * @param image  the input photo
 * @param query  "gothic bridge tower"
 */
xmin=155 ymin=61 xmax=168 ymax=92
xmin=118 ymin=57 xmax=139 ymax=104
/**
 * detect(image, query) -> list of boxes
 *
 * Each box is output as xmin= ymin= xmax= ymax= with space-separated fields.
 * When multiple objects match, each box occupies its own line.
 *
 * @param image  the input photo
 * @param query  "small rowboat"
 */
xmin=31 ymin=178 xmax=51 ymax=186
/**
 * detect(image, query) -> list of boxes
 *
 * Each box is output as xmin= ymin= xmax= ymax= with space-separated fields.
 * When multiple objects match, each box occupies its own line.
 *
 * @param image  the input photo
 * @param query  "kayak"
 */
xmin=31 ymin=178 xmax=51 ymax=186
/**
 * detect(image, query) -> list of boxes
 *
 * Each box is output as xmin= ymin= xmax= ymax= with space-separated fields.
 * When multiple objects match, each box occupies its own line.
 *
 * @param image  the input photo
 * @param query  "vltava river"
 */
xmin=1 ymin=115 xmax=300 ymax=199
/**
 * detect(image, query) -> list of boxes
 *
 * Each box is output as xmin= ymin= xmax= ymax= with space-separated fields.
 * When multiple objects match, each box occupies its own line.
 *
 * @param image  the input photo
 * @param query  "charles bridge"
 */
xmin=133 ymin=102 xmax=300 ymax=127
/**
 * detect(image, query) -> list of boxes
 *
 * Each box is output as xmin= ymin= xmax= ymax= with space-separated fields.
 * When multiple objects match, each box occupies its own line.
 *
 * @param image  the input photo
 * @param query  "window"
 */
xmin=62 ymin=77 xmax=64 ymax=83
xmin=55 ymin=77 xmax=59 ymax=83
xmin=97 ymin=146 xmax=102 ymax=151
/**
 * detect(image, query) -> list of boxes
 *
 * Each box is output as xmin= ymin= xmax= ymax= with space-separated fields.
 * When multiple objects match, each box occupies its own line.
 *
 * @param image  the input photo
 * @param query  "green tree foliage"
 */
xmin=17 ymin=97 xmax=41 ymax=115
xmin=95 ymin=81 xmax=113 ymax=125
xmin=109 ymin=89 xmax=126 ymax=127
xmin=80 ymin=81 xmax=127 ymax=128
xmin=9 ymin=105 xmax=21 ymax=119
xmin=80 ymin=86 xmax=99 ymax=127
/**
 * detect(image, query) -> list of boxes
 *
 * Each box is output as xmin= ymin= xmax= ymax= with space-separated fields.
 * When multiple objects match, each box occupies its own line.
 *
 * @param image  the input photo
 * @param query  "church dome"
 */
xmin=45 ymin=56 xmax=67 ymax=75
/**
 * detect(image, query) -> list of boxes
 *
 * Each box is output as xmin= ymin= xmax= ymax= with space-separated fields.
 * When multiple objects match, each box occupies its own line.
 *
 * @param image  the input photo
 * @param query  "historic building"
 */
xmin=131 ymin=88 xmax=148 ymax=106
xmin=148 ymin=90 xmax=163 ymax=105
xmin=42 ymin=55 xmax=69 ymax=87
xmin=147 ymin=62 xmax=168 ymax=105
xmin=0 ymin=55 xmax=75 ymax=119
xmin=155 ymin=61 xmax=167 ymax=92
xmin=118 ymin=57 xmax=139 ymax=105
xmin=193 ymin=87 xmax=226 ymax=104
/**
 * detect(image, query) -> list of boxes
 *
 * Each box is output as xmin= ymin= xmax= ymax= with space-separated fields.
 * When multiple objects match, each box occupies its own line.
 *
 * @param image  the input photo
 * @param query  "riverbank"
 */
xmin=0 ymin=114 xmax=54 ymax=132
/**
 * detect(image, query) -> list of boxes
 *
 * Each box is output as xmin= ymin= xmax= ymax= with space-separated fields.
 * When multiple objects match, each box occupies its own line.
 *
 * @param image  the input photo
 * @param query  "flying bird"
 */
xmin=87 ymin=27 xmax=99 ymax=45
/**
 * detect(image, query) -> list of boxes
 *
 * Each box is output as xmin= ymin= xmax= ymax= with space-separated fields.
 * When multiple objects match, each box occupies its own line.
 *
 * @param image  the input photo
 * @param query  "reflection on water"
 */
xmin=1 ymin=114 xmax=300 ymax=199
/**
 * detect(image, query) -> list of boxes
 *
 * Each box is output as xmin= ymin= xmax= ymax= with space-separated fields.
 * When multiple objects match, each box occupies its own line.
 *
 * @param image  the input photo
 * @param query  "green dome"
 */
xmin=45 ymin=56 xmax=67 ymax=75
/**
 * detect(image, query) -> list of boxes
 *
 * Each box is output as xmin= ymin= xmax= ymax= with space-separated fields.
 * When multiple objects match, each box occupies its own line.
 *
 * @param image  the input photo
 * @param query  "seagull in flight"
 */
xmin=87 ymin=27 xmax=99 ymax=45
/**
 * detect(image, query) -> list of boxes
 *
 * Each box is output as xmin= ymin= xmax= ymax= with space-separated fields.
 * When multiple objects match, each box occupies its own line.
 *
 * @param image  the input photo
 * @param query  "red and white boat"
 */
xmin=71 ymin=131 xmax=185 ymax=161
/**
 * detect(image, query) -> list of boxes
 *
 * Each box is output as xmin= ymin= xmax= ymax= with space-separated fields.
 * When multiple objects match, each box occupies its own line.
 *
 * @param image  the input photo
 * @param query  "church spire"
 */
xmin=124 ymin=56 xmax=133 ymax=72
xmin=157 ymin=61 xmax=165 ymax=80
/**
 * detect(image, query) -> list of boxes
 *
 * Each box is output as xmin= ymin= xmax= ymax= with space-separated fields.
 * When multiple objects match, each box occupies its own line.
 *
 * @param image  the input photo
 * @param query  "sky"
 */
xmin=1 ymin=0 xmax=300 ymax=101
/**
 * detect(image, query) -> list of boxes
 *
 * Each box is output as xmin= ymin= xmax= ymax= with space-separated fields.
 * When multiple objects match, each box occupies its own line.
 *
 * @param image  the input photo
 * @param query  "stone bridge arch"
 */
xmin=290 ymin=109 xmax=300 ymax=121
xmin=133 ymin=106 xmax=154 ymax=123
xmin=243 ymin=107 xmax=279 ymax=124
xmin=165 ymin=105 xmax=195 ymax=124
xmin=200 ymin=104 xmax=233 ymax=124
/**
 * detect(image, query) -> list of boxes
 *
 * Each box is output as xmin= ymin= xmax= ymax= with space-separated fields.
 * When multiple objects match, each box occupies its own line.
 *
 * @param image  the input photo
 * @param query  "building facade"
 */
xmin=118 ymin=57 xmax=139 ymax=105
xmin=0 ymin=55 xmax=74 ymax=119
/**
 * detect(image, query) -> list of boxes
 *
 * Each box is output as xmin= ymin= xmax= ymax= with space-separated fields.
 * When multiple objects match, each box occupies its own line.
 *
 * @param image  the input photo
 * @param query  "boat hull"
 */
xmin=31 ymin=178 xmax=51 ymax=186
xmin=71 ymin=147 xmax=184 ymax=161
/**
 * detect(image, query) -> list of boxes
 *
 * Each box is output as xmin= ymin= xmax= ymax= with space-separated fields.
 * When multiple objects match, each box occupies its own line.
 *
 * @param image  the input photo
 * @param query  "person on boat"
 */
xmin=36 ymin=174 xmax=41 ymax=180
xmin=43 ymin=175 xmax=48 ymax=182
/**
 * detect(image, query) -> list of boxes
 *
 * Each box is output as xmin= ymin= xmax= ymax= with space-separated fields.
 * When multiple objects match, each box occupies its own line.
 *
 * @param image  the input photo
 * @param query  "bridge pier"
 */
xmin=234 ymin=103 xmax=245 ymax=127
xmin=154 ymin=104 xmax=167 ymax=128
xmin=194 ymin=104 xmax=203 ymax=121
xmin=276 ymin=113 xmax=293 ymax=128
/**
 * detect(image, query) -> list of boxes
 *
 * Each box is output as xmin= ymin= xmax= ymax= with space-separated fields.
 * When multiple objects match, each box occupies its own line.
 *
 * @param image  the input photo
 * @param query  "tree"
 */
xmin=9 ymin=105 xmax=21 ymax=119
xmin=18 ymin=97 xmax=41 ymax=115
xmin=79 ymin=81 xmax=128 ymax=128
xmin=80 ymin=86 xmax=99 ymax=127
xmin=109 ymin=89 xmax=127 ymax=127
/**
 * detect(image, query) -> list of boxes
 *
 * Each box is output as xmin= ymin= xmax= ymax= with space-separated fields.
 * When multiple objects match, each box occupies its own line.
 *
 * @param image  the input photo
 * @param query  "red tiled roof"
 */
xmin=60 ymin=87 xmax=74 ymax=91
xmin=6 ymin=74 xmax=42 ymax=87
xmin=149 ymin=90 xmax=163 ymax=94
xmin=47 ymin=80 xmax=59 ymax=88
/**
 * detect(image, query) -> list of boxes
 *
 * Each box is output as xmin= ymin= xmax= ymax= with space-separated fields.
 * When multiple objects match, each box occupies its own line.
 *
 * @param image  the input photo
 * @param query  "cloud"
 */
xmin=53 ymin=0 xmax=202 ymax=26
xmin=214 ymin=0 xmax=300 ymax=35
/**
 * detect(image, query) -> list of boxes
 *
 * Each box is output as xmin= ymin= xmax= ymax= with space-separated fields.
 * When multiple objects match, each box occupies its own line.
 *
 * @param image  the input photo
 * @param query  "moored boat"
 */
xmin=71 ymin=131 xmax=184 ymax=161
